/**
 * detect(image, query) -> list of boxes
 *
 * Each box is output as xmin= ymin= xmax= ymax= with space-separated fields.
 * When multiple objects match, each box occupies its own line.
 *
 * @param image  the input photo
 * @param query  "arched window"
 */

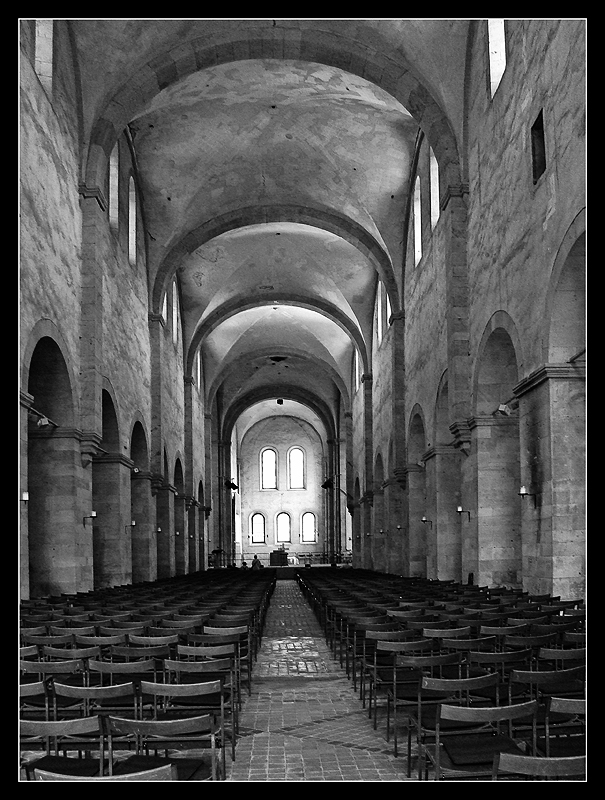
xmin=128 ymin=176 xmax=137 ymax=265
xmin=276 ymin=512 xmax=291 ymax=543
xmin=261 ymin=448 xmax=277 ymax=489
xmin=376 ymin=281 xmax=384 ymax=346
xmin=488 ymin=19 xmax=507 ymax=97
xmin=288 ymin=447 xmax=305 ymax=489
xmin=34 ymin=20 xmax=53 ymax=93
xmin=429 ymin=147 xmax=440 ymax=229
xmin=196 ymin=348 xmax=203 ymax=392
xmin=172 ymin=279 xmax=179 ymax=345
xmin=109 ymin=144 xmax=119 ymax=232
xmin=413 ymin=176 xmax=422 ymax=266
xmin=353 ymin=348 xmax=361 ymax=392
xmin=251 ymin=513 xmax=266 ymax=544
xmin=301 ymin=512 xmax=316 ymax=543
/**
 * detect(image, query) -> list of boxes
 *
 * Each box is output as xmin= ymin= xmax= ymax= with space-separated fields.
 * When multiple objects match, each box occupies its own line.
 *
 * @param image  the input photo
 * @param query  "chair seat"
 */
xmin=113 ymin=754 xmax=213 ymax=781
xmin=537 ymin=734 xmax=586 ymax=757
xmin=442 ymin=733 xmax=522 ymax=766
xmin=24 ymin=754 xmax=104 ymax=779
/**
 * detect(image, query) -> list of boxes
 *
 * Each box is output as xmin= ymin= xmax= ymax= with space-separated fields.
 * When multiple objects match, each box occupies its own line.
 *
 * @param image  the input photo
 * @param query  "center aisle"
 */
xmin=226 ymin=578 xmax=416 ymax=782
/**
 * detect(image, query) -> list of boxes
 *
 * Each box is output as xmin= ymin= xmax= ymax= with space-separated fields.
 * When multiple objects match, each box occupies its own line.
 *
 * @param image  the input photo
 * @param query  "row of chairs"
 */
xmin=20 ymin=570 xmax=277 ymax=780
xmin=297 ymin=570 xmax=586 ymax=780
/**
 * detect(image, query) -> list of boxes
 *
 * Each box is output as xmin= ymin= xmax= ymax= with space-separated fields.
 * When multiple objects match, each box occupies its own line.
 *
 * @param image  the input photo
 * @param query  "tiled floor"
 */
xmin=226 ymin=579 xmax=417 ymax=782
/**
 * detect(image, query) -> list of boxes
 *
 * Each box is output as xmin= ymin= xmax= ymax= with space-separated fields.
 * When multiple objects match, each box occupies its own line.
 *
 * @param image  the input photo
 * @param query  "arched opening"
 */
xmin=474 ymin=327 xmax=521 ymax=588
xmin=174 ymin=459 xmax=187 ymax=574
xmin=93 ymin=390 xmax=130 ymax=589
xmin=408 ymin=411 xmax=428 ymax=578
xmin=372 ymin=453 xmax=386 ymax=572
xmin=130 ymin=421 xmax=154 ymax=583
xmin=26 ymin=337 xmax=77 ymax=597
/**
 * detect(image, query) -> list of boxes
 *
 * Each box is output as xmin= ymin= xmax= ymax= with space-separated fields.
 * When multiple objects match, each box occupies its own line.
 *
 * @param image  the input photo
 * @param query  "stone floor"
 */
xmin=225 ymin=579 xmax=417 ymax=782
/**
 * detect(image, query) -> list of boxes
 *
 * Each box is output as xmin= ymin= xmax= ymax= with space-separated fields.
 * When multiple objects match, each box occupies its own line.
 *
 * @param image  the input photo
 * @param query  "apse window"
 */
xmin=288 ymin=447 xmax=305 ymax=489
xmin=353 ymin=348 xmax=361 ymax=392
xmin=128 ymin=176 xmax=137 ymax=265
xmin=301 ymin=512 xmax=317 ymax=543
xmin=429 ymin=148 xmax=440 ymax=229
xmin=251 ymin=513 xmax=266 ymax=544
xmin=413 ymin=176 xmax=422 ymax=266
xmin=196 ymin=348 xmax=203 ymax=392
xmin=108 ymin=144 xmax=119 ymax=232
xmin=276 ymin=512 xmax=291 ymax=544
xmin=172 ymin=280 xmax=179 ymax=345
xmin=488 ymin=19 xmax=507 ymax=97
xmin=261 ymin=448 xmax=277 ymax=489
xmin=531 ymin=110 xmax=546 ymax=184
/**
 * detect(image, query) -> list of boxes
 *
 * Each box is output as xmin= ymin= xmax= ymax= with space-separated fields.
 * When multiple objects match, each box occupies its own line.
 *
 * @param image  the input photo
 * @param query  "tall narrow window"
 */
xmin=354 ymin=348 xmax=361 ymax=392
xmin=413 ymin=176 xmax=422 ymax=266
xmin=172 ymin=280 xmax=179 ymax=345
xmin=301 ymin=512 xmax=316 ymax=543
xmin=34 ymin=20 xmax=53 ymax=93
xmin=384 ymin=287 xmax=392 ymax=332
xmin=128 ymin=176 xmax=137 ymax=265
xmin=429 ymin=148 xmax=440 ymax=228
xmin=196 ymin=348 xmax=203 ymax=392
xmin=531 ymin=110 xmax=546 ymax=184
xmin=276 ymin=512 xmax=291 ymax=543
xmin=376 ymin=281 xmax=383 ymax=346
xmin=488 ymin=19 xmax=507 ymax=97
xmin=161 ymin=292 xmax=168 ymax=322
xmin=109 ymin=144 xmax=119 ymax=232
xmin=261 ymin=448 xmax=277 ymax=489
xmin=251 ymin=513 xmax=266 ymax=544
xmin=288 ymin=447 xmax=305 ymax=489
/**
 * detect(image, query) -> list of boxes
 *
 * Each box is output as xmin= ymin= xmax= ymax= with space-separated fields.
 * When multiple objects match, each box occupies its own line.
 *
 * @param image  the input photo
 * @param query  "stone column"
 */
xmin=425 ymin=445 xmax=463 ymax=581
xmin=174 ymin=492 xmax=188 ymax=575
xmin=469 ymin=415 xmax=522 ymax=589
xmin=371 ymin=486 xmax=386 ymax=572
xmin=131 ymin=470 xmax=157 ymax=582
xmin=186 ymin=498 xmax=200 ymax=573
xmin=515 ymin=364 xmax=586 ymax=599
xmin=91 ymin=453 xmax=134 ymax=589
xmin=383 ymin=476 xmax=405 ymax=575
xmin=155 ymin=483 xmax=176 ymax=578
xmin=407 ymin=462 xmax=428 ymax=578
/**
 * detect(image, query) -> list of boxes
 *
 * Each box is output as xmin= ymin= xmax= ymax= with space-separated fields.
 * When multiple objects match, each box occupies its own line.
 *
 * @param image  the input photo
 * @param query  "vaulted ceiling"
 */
xmin=72 ymin=19 xmax=470 ymax=443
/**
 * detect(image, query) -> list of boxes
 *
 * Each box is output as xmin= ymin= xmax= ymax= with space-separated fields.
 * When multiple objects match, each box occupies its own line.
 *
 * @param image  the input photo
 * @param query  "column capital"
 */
xmin=148 ymin=312 xmax=166 ymax=327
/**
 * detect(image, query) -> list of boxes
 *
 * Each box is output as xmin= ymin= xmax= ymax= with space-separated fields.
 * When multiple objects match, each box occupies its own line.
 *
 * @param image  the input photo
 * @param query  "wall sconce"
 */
xmin=125 ymin=520 xmax=136 ymax=533
xmin=518 ymin=486 xmax=537 ymax=507
xmin=421 ymin=516 xmax=433 ymax=528
xmin=83 ymin=511 xmax=97 ymax=526
xmin=396 ymin=525 xmax=402 ymax=532
xmin=225 ymin=480 xmax=239 ymax=491
xmin=21 ymin=492 xmax=29 ymax=503
xmin=456 ymin=506 xmax=471 ymax=521
xmin=175 ymin=531 xmax=180 ymax=536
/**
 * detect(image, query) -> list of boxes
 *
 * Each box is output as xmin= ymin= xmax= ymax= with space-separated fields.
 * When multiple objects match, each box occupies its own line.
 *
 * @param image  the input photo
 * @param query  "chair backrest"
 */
xmin=508 ymin=665 xmax=586 ymax=699
xmin=492 ymin=751 xmax=586 ymax=780
xmin=109 ymin=643 xmax=171 ymax=660
xmin=128 ymin=633 xmax=179 ymax=646
xmin=20 ymin=714 xmax=104 ymax=759
xmin=177 ymin=643 xmax=236 ymax=659
xmin=33 ymin=764 xmax=177 ymax=781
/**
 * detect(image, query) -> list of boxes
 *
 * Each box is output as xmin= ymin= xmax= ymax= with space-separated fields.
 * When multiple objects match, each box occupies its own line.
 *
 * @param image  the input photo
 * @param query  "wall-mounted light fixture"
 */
xmin=21 ymin=491 xmax=29 ymax=503
xmin=83 ymin=511 xmax=97 ymax=526
xmin=396 ymin=524 xmax=402 ymax=532
xmin=225 ymin=480 xmax=239 ymax=491
xmin=125 ymin=520 xmax=136 ymax=533
xmin=175 ymin=530 xmax=180 ymax=536
xmin=456 ymin=506 xmax=471 ymax=521
xmin=421 ymin=516 xmax=433 ymax=528
xmin=518 ymin=486 xmax=537 ymax=507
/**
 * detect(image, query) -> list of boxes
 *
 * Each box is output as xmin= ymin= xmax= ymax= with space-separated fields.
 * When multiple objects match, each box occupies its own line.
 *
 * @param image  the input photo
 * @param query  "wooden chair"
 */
xmin=202 ymin=625 xmax=252 ymax=697
xmin=492 ymin=751 xmax=586 ymax=781
xmin=20 ymin=715 xmax=105 ymax=780
xmin=541 ymin=696 xmax=586 ymax=758
xmin=422 ymin=700 xmax=538 ymax=781
xmin=51 ymin=681 xmax=140 ymax=720
xmin=105 ymin=713 xmax=223 ymax=780
xmin=164 ymin=657 xmax=238 ymax=760
xmin=137 ymin=678 xmax=229 ymax=775
xmin=403 ymin=672 xmax=501 ymax=777
xmin=32 ymin=763 xmax=177 ymax=780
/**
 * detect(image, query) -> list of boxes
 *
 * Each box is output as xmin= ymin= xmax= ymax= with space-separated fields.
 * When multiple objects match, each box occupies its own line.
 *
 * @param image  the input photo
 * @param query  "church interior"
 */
xmin=19 ymin=19 xmax=586 ymax=781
